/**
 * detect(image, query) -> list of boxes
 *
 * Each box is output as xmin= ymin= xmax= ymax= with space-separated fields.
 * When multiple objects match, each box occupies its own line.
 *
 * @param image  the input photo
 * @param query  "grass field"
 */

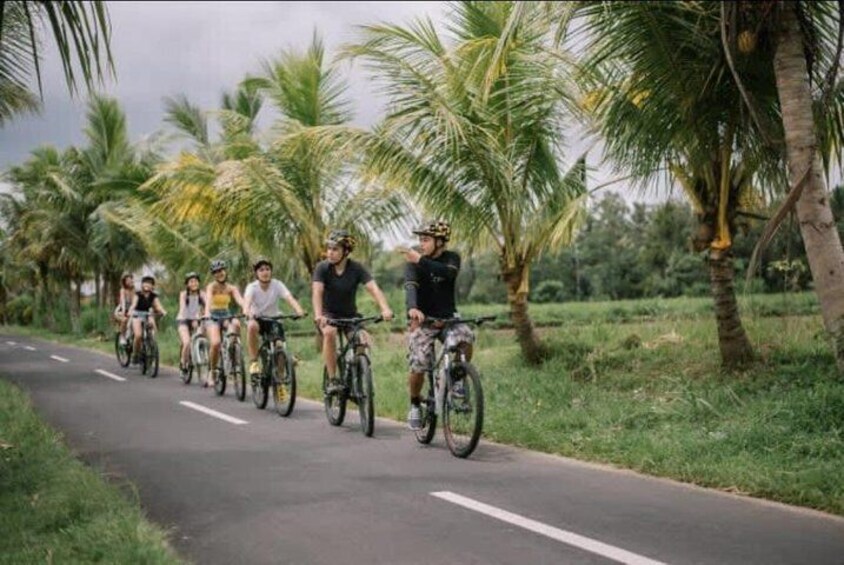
xmin=6 ymin=291 xmax=843 ymax=516
xmin=0 ymin=380 xmax=181 ymax=564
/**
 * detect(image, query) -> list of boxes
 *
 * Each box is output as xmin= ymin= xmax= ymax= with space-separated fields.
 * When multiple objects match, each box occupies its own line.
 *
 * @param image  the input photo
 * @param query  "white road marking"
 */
xmin=6 ymin=341 xmax=17 ymax=346
xmin=95 ymin=369 xmax=126 ymax=382
xmin=179 ymin=401 xmax=248 ymax=425
xmin=431 ymin=491 xmax=668 ymax=565
xmin=50 ymin=355 xmax=69 ymax=363
xmin=24 ymin=346 xmax=36 ymax=351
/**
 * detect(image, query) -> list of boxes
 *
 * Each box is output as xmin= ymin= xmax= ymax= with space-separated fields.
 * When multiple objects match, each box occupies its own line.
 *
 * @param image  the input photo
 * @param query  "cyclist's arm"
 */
xmin=152 ymin=296 xmax=167 ymax=317
xmin=365 ymin=280 xmax=393 ymax=320
xmin=404 ymin=262 xmax=420 ymax=311
xmin=231 ymin=285 xmax=247 ymax=313
xmin=312 ymin=281 xmax=325 ymax=323
xmin=203 ymin=284 xmax=214 ymax=318
xmin=243 ymin=287 xmax=253 ymax=319
xmin=126 ymin=294 xmax=139 ymax=318
xmin=284 ymin=293 xmax=306 ymax=318
xmin=417 ymin=255 xmax=459 ymax=281
xmin=176 ymin=291 xmax=186 ymax=320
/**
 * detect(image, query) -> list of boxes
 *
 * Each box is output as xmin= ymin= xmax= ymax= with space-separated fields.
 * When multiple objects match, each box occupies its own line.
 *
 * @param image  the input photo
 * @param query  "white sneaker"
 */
xmin=407 ymin=405 xmax=422 ymax=430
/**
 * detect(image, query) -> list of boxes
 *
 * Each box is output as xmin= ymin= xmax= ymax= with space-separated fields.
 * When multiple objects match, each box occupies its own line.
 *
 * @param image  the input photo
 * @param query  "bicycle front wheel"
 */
xmin=232 ymin=341 xmax=246 ymax=402
xmin=272 ymin=347 xmax=296 ymax=417
xmin=115 ymin=333 xmax=130 ymax=368
xmin=194 ymin=338 xmax=209 ymax=386
xmin=214 ymin=348 xmax=227 ymax=396
xmin=443 ymin=362 xmax=484 ymax=458
xmin=252 ymin=347 xmax=269 ymax=409
xmin=356 ymin=355 xmax=374 ymax=437
xmin=140 ymin=338 xmax=149 ymax=375
xmin=323 ymin=367 xmax=346 ymax=426
xmin=415 ymin=376 xmax=436 ymax=445
xmin=149 ymin=340 xmax=159 ymax=378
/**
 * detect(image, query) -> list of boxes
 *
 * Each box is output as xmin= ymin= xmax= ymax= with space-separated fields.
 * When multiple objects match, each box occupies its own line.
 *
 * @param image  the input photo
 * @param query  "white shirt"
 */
xmin=244 ymin=279 xmax=291 ymax=317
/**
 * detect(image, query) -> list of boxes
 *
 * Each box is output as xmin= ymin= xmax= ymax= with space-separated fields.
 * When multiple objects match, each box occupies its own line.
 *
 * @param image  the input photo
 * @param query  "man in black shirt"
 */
xmin=400 ymin=220 xmax=473 ymax=430
xmin=312 ymin=229 xmax=393 ymax=392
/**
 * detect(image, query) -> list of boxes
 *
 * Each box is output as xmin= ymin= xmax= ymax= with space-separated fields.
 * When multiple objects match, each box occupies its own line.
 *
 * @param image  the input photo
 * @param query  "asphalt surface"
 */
xmin=2 ymin=333 xmax=843 ymax=565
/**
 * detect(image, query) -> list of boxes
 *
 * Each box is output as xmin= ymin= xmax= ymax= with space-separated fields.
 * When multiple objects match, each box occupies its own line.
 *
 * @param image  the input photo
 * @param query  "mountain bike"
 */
xmin=181 ymin=318 xmax=210 ymax=385
xmin=134 ymin=312 xmax=163 ymax=379
xmin=322 ymin=315 xmax=383 ymax=437
xmin=414 ymin=315 xmax=494 ymax=458
xmin=211 ymin=314 xmax=246 ymax=399
xmin=252 ymin=314 xmax=305 ymax=416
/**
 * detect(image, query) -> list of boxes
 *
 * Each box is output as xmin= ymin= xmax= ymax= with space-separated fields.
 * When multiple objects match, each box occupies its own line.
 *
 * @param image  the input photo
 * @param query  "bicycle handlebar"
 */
xmin=326 ymin=315 xmax=384 ymax=328
xmin=255 ymin=313 xmax=307 ymax=322
xmin=420 ymin=315 xmax=497 ymax=327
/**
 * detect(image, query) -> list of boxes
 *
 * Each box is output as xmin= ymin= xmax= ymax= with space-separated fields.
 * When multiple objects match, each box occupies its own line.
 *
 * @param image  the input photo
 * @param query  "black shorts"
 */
xmin=257 ymin=318 xmax=284 ymax=340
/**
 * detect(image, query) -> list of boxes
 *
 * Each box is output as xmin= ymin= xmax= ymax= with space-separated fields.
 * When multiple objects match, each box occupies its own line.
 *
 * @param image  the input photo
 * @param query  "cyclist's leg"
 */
xmin=407 ymin=324 xmax=435 ymax=428
xmin=451 ymin=323 xmax=475 ymax=361
xmin=207 ymin=320 xmax=222 ymax=379
xmin=177 ymin=322 xmax=191 ymax=368
xmin=131 ymin=317 xmax=143 ymax=360
xmin=322 ymin=324 xmax=339 ymax=379
xmin=246 ymin=319 xmax=261 ymax=374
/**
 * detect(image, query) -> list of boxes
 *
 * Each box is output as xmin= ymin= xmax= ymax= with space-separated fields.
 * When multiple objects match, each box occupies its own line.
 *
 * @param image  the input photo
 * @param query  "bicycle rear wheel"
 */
xmin=232 ymin=341 xmax=246 ymax=402
xmin=443 ymin=362 xmax=483 ymax=458
xmin=272 ymin=346 xmax=296 ymax=417
xmin=323 ymin=367 xmax=346 ymax=426
xmin=356 ymin=355 xmax=374 ymax=437
xmin=115 ymin=333 xmax=130 ymax=368
xmin=414 ymin=372 xmax=437 ymax=444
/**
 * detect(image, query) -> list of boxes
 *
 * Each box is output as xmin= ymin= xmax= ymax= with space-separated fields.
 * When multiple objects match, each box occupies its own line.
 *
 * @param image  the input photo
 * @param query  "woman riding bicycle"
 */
xmin=126 ymin=275 xmax=167 ymax=365
xmin=114 ymin=273 xmax=135 ymax=345
xmin=204 ymin=259 xmax=247 ymax=388
xmin=176 ymin=271 xmax=206 ymax=379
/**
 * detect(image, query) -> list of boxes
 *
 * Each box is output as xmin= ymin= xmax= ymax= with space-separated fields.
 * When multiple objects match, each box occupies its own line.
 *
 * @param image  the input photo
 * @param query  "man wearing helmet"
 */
xmin=400 ymin=219 xmax=473 ymax=430
xmin=126 ymin=275 xmax=168 ymax=365
xmin=244 ymin=257 xmax=306 ymax=378
xmin=176 ymin=272 xmax=206 ymax=378
xmin=312 ymin=229 xmax=393 ymax=392
xmin=204 ymin=259 xmax=247 ymax=388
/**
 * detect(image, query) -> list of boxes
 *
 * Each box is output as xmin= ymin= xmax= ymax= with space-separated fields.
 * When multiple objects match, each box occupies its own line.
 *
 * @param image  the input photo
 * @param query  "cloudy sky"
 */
xmin=0 ymin=1 xmax=448 ymax=168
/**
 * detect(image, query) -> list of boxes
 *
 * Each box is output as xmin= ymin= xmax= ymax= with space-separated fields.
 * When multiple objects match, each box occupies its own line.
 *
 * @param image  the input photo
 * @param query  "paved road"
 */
xmin=2 ymin=334 xmax=843 ymax=565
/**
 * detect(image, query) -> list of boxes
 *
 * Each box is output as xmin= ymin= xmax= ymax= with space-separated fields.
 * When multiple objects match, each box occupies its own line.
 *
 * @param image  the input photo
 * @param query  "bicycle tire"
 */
xmin=443 ymin=362 xmax=484 ymax=458
xmin=232 ymin=340 xmax=246 ymax=402
xmin=140 ymin=336 xmax=149 ymax=375
xmin=214 ymin=345 xmax=227 ymax=396
xmin=183 ymin=360 xmax=193 ymax=384
xmin=115 ymin=333 xmax=130 ymax=368
xmin=272 ymin=347 xmax=296 ymax=417
xmin=194 ymin=338 xmax=209 ymax=386
xmin=149 ymin=340 xmax=159 ymax=378
xmin=323 ymin=366 xmax=346 ymax=426
xmin=415 ymin=374 xmax=437 ymax=445
xmin=356 ymin=355 xmax=374 ymax=437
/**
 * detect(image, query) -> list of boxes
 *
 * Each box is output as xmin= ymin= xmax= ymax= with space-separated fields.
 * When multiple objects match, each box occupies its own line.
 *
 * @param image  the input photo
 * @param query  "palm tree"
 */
xmin=144 ymin=34 xmax=408 ymax=281
xmin=0 ymin=1 xmax=113 ymax=124
xmin=320 ymin=2 xmax=587 ymax=364
xmin=569 ymin=1 xmax=768 ymax=367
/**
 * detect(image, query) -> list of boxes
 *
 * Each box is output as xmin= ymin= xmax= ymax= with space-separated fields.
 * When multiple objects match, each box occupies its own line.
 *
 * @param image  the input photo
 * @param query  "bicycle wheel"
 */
xmin=415 ymin=380 xmax=436 ymax=445
xmin=149 ymin=340 xmax=159 ymax=378
xmin=194 ymin=338 xmax=209 ymax=386
xmin=232 ymin=341 xmax=246 ymax=402
xmin=140 ymin=337 xmax=149 ymax=375
xmin=115 ymin=333 xmax=130 ymax=367
xmin=323 ymin=366 xmax=346 ymax=426
xmin=356 ymin=355 xmax=374 ymax=437
xmin=272 ymin=346 xmax=296 ymax=417
xmin=443 ymin=362 xmax=484 ymax=458
xmin=214 ymin=346 xmax=227 ymax=396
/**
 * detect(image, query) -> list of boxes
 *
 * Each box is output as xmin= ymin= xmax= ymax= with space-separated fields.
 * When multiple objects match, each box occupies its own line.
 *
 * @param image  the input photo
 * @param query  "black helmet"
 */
xmin=412 ymin=219 xmax=451 ymax=242
xmin=252 ymin=257 xmax=273 ymax=272
xmin=325 ymin=229 xmax=356 ymax=252
xmin=210 ymin=259 xmax=227 ymax=273
xmin=184 ymin=272 xmax=200 ymax=284
xmin=141 ymin=275 xmax=156 ymax=285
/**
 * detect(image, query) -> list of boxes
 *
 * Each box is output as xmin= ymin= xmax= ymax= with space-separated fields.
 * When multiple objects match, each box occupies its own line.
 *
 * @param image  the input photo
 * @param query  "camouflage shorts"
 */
xmin=407 ymin=322 xmax=474 ymax=373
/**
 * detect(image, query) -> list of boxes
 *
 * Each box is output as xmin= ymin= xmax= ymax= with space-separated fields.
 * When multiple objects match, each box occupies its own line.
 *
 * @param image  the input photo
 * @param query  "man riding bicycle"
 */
xmin=126 ymin=275 xmax=168 ymax=366
xmin=312 ymin=229 xmax=393 ymax=393
xmin=204 ymin=259 xmax=247 ymax=388
xmin=399 ymin=220 xmax=473 ymax=431
xmin=244 ymin=257 xmax=306 ymax=378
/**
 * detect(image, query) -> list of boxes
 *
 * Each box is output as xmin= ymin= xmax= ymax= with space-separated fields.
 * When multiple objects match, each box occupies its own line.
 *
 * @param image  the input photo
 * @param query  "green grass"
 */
xmin=0 ymin=379 xmax=181 ymax=564
xmin=6 ymin=291 xmax=843 ymax=516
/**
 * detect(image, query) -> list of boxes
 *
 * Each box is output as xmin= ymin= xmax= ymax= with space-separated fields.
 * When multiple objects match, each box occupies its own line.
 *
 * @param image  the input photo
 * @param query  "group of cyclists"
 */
xmin=113 ymin=220 xmax=475 ymax=431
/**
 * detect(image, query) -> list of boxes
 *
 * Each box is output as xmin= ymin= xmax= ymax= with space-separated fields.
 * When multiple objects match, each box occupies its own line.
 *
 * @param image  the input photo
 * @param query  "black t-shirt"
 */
xmin=135 ymin=290 xmax=158 ymax=312
xmin=312 ymin=259 xmax=373 ymax=318
xmin=404 ymin=250 xmax=460 ymax=318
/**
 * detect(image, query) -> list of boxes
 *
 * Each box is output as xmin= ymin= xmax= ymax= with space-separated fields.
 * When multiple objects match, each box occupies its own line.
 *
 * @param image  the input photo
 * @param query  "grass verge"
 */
xmin=0 ymin=379 xmax=181 ymax=564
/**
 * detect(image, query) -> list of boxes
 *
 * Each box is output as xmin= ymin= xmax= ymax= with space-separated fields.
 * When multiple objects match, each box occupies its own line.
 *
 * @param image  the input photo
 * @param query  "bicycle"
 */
xmin=133 ymin=312 xmax=163 ymax=379
xmin=210 ymin=314 xmax=246 ymax=399
xmin=413 ymin=315 xmax=495 ymax=458
xmin=252 ymin=314 xmax=305 ymax=416
xmin=180 ymin=318 xmax=210 ymax=386
xmin=322 ymin=315 xmax=383 ymax=437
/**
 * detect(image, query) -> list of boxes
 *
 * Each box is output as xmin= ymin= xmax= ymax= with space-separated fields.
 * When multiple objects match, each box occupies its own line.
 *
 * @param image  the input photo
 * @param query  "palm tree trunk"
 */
xmin=70 ymin=278 xmax=82 ymax=334
xmin=502 ymin=261 xmax=546 ymax=365
xmin=774 ymin=2 xmax=844 ymax=370
xmin=709 ymin=249 xmax=755 ymax=367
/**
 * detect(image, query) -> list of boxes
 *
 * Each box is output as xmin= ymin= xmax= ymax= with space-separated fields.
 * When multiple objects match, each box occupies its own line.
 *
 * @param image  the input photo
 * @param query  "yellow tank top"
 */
xmin=209 ymin=285 xmax=233 ymax=311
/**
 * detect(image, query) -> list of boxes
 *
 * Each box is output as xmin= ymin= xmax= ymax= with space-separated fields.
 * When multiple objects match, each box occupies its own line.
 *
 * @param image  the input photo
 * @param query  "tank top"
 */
xmin=209 ymin=284 xmax=233 ymax=312
xmin=182 ymin=292 xmax=204 ymax=320
xmin=135 ymin=290 xmax=157 ymax=312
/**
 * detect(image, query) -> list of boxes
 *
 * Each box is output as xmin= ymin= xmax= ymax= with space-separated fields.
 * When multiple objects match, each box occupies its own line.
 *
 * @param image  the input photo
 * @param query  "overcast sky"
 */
xmin=0 ymin=1 xmax=449 ymax=168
